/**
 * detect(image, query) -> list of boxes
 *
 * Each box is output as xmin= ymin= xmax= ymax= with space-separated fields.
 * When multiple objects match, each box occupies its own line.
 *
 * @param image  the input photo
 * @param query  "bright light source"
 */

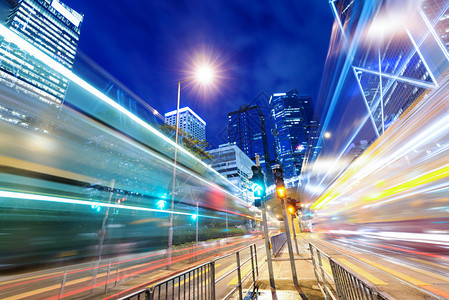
xmin=196 ymin=65 xmax=214 ymax=84
xmin=296 ymin=144 xmax=305 ymax=152
xmin=324 ymin=132 xmax=331 ymax=139
xmin=157 ymin=200 xmax=165 ymax=210
xmin=191 ymin=214 xmax=198 ymax=221
xmin=276 ymin=186 xmax=286 ymax=198
xmin=267 ymin=205 xmax=271 ymax=209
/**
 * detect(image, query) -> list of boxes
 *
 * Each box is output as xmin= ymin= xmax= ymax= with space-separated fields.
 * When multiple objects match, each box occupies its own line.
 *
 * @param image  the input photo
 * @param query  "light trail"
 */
xmin=0 ymin=190 xmax=251 ymax=221
xmin=0 ymin=23 xmax=248 ymax=206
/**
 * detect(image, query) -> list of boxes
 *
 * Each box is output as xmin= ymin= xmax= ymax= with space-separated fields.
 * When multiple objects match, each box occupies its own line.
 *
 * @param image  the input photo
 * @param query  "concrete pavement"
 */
xmin=254 ymin=233 xmax=323 ymax=300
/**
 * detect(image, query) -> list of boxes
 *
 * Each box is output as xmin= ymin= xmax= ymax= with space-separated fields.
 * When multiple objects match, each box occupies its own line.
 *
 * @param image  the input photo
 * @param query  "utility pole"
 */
xmin=273 ymin=165 xmax=298 ymax=286
xmin=255 ymin=154 xmax=275 ymax=290
xmin=291 ymin=213 xmax=300 ymax=255
xmin=281 ymin=198 xmax=299 ymax=285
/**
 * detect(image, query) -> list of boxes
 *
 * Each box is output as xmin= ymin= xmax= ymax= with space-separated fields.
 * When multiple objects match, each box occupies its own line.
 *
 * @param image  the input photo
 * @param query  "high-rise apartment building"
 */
xmin=227 ymin=104 xmax=272 ymax=182
xmin=270 ymin=90 xmax=314 ymax=178
xmin=164 ymin=107 xmax=206 ymax=141
xmin=0 ymin=0 xmax=83 ymax=105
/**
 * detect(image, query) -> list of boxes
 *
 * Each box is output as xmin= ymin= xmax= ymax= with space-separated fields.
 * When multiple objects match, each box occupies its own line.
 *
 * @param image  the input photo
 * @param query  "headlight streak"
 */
xmin=0 ymin=190 xmax=250 ymax=221
xmin=0 ymin=24 xmax=248 ymax=206
xmin=311 ymin=83 xmax=449 ymax=211
xmin=328 ymin=230 xmax=449 ymax=246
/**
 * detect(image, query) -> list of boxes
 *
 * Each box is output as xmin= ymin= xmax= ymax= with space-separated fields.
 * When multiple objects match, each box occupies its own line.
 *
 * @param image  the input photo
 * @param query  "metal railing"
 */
xmin=119 ymin=243 xmax=258 ymax=300
xmin=150 ymin=261 xmax=215 ymax=299
xmin=270 ymin=232 xmax=286 ymax=257
xmin=215 ymin=243 xmax=258 ymax=299
xmin=309 ymin=243 xmax=390 ymax=300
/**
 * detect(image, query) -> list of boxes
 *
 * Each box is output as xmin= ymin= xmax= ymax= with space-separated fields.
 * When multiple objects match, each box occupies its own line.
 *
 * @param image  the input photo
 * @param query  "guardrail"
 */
xmin=119 ymin=243 xmax=258 ymax=300
xmin=309 ymin=243 xmax=390 ymax=300
xmin=270 ymin=232 xmax=286 ymax=257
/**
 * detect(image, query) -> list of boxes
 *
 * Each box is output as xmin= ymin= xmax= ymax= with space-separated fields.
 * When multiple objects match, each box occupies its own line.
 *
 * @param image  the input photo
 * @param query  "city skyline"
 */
xmin=63 ymin=0 xmax=333 ymax=147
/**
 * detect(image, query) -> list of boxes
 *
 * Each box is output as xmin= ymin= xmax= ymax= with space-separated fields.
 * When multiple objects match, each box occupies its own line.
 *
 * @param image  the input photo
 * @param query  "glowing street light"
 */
xmin=196 ymin=65 xmax=214 ymax=84
xmin=168 ymin=62 xmax=216 ymax=269
xmin=324 ymin=131 xmax=331 ymax=139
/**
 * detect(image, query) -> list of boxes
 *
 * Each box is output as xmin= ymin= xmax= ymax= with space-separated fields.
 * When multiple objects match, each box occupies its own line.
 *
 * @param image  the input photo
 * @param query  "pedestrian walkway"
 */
xmin=255 ymin=233 xmax=323 ymax=300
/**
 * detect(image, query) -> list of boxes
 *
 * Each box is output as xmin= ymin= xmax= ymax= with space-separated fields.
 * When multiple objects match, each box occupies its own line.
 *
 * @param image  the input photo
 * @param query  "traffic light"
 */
xmin=273 ymin=166 xmax=286 ymax=198
xmin=276 ymin=186 xmax=286 ymax=198
xmin=286 ymin=197 xmax=297 ymax=215
xmin=250 ymin=165 xmax=265 ymax=207
xmin=296 ymin=199 xmax=302 ymax=212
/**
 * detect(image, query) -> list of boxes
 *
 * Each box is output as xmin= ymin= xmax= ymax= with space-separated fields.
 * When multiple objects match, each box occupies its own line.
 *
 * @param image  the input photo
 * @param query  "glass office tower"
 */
xmin=227 ymin=104 xmax=272 ymax=182
xmin=0 ymin=0 xmax=83 ymax=105
xmin=270 ymin=90 xmax=314 ymax=178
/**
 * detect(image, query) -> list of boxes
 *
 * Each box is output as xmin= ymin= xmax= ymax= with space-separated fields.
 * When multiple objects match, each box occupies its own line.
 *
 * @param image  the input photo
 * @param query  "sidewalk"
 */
xmin=255 ymin=233 xmax=323 ymax=300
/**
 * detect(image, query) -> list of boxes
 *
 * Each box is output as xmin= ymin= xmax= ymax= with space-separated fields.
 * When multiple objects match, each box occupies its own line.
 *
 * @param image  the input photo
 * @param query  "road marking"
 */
xmin=320 ymin=240 xmax=449 ymax=299
xmin=321 ymin=240 xmax=427 ymax=285
xmin=391 ymin=260 xmax=449 ymax=283
xmin=408 ymin=257 xmax=449 ymax=270
xmin=336 ymin=258 xmax=386 ymax=285
xmin=321 ymin=259 xmax=332 ymax=276
xmin=170 ymin=264 xmax=222 ymax=288
xmin=215 ymin=263 xmax=237 ymax=280
xmin=0 ymin=271 xmax=62 ymax=286
xmin=227 ymin=265 xmax=253 ymax=285
xmin=3 ymin=276 xmax=87 ymax=300
xmin=3 ymin=260 xmax=150 ymax=300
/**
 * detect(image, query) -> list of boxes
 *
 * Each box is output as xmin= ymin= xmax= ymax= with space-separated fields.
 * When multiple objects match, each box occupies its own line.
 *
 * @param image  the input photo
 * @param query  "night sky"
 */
xmin=64 ymin=0 xmax=334 ymax=147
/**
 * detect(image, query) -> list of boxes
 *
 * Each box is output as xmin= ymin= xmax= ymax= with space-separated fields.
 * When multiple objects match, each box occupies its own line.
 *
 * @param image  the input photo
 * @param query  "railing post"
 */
xmin=148 ymin=287 xmax=154 ymax=300
xmin=236 ymin=251 xmax=243 ymax=300
xmin=250 ymin=245 xmax=256 ymax=285
xmin=317 ymin=250 xmax=330 ymax=300
xmin=254 ymin=244 xmax=259 ymax=277
xmin=211 ymin=261 xmax=216 ymax=300
xmin=330 ymin=260 xmax=344 ymax=300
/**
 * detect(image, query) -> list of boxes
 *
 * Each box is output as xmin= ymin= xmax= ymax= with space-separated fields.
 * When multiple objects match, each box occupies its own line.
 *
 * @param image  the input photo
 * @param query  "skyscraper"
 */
xmin=208 ymin=143 xmax=254 ymax=202
xmin=270 ymin=90 xmax=314 ymax=178
xmin=0 ymin=0 xmax=83 ymax=105
xmin=164 ymin=107 xmax=206 ymax=141
xmin=227 ymin=104 xmax=272 ymax=182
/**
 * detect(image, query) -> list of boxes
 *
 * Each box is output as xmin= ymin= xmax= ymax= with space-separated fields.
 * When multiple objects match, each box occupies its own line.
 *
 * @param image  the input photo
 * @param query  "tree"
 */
xmin=158 ymin=123 xmax=214 ymax=161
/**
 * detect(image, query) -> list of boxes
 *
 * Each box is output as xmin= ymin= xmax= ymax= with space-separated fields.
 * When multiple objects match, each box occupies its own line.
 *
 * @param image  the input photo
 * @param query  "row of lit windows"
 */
xmin=19 ymin=2 xmax=78 ymax=63
xmin=0 ymin=48 xmax=66 ymax=99
xmin=0 ymin=69 xmax=61 ymax=105
xmin=12 ymin=13 xmax=76 ymax=67
xmin=21 ymin=2 xmax=79 ymax=47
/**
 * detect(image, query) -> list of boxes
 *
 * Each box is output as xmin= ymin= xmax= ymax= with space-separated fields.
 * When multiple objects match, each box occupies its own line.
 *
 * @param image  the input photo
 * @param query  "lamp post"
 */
xmin=167 ymin=65 xmax=214 ymax=269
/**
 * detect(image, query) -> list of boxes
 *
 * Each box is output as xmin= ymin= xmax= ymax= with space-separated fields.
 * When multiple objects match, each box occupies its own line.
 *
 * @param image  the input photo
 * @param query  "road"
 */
xmin=307 ymin=233 xmax=449 ymax=299
xmin=0 ymin=234 xmax=265 ymax=299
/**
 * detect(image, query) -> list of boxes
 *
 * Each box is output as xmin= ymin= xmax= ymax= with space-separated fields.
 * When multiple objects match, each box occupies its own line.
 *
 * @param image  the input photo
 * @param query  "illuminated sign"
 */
xmin=51 ymin=0 xmax=82 ymax=27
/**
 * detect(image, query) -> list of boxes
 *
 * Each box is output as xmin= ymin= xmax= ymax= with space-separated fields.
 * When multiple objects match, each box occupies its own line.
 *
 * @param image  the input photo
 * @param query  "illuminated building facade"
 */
xmin=0 ymin=0 xmax=83 ymax=105
xmin=208 ymin=143 xmax=254 ymax=202
xmin=227 ymin=104 xmax=272 ymax=182
xmin=270 ymin=90 xmax=314 ymax=178
xmin=164 ymin=106 xmax=206 ymax=141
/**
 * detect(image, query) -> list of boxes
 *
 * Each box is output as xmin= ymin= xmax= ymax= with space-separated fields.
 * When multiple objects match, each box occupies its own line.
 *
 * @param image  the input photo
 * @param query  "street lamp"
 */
xmin=167 ymin=64 xmax=215 ymax=269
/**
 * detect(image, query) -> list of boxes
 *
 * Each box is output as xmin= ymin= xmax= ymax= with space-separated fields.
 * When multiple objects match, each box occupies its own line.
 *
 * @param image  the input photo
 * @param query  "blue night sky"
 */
xmin=64 ymin=0 xmax=334 ymax=147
